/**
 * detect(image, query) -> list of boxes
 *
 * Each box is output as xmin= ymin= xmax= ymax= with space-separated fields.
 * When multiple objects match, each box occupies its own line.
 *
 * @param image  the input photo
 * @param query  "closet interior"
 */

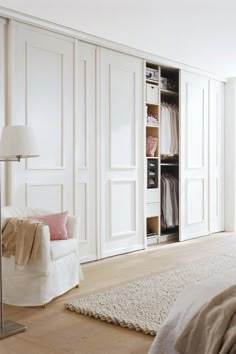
xmin=145 ymin=63 xmax=160 ymax=246
xmin=1 ymin=18 xmax=224 ymax=261
xmin=160 ymin=67 xmax=179 ymax=242
xmin=145 ymin=63 xmax=180 ymax=246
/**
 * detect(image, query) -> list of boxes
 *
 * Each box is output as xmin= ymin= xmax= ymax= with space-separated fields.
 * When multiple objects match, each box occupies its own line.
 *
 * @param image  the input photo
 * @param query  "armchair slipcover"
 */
xmin=1 ymin=206 xmax=80 ymax=306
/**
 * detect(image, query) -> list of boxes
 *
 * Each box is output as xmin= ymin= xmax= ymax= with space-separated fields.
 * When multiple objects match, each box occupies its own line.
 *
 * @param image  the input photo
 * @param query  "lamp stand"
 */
xmin=0 ymin=162 xmax=27 ymax=339
xmin=0 ymin=321 xmax=26 ymax=339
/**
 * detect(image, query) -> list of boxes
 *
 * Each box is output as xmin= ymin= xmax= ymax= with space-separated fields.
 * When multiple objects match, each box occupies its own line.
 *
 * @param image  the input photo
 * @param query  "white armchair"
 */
xmin=1 ymin=206 xmax=80 ymax=306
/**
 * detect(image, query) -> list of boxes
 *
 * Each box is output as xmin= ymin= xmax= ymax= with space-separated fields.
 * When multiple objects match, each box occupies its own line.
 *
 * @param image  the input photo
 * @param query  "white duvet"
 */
xmin=149 ymin=269 xmax=236 ymax=354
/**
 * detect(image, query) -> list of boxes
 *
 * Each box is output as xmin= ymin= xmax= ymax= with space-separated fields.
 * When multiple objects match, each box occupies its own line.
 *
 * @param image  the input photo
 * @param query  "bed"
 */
xmin=149 ymin=268 xmax=236 ymax=354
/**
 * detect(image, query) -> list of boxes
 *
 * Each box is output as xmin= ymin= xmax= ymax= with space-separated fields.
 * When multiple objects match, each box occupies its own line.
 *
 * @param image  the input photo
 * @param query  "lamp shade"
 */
xmin=0 ymin=126 xmax=39 ymax=159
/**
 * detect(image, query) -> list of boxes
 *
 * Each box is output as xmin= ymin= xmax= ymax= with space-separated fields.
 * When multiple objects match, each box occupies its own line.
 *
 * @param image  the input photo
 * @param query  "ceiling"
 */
xmin=1 ymin=0 xmax=236 ymax=78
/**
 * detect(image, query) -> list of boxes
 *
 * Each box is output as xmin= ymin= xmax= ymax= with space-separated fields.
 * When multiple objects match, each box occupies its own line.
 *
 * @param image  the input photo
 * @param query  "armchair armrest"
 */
xmin=67 ymin=216 xmax=79 ymax=241
xmin=27 ymin=223 xmax=51 ymax=276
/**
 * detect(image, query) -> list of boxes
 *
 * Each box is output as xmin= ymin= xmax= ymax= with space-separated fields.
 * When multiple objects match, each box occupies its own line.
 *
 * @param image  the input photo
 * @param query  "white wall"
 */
xmin=1 ymin=0 xmax=236 ymax=77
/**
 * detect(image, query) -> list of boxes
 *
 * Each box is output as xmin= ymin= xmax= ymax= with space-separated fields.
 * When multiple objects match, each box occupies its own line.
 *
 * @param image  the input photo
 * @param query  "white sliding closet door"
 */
xmin=209 ymin=80 xmax=224 ymax=233
xmin=100 ymin=48 xmax=144 ymax=258
xmin=0 ymin=18 xmax=7 ymax=205
xmin=9 ymin=21 xmax=74 ymax=213
xmin=76 ymin=41 xmax=97 ymax=262
xmin=180 ymin=71 xmax=209 ymax=240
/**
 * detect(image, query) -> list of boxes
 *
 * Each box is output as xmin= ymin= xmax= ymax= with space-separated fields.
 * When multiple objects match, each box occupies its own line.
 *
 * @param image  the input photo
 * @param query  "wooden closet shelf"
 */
xmin=160 ymin=89 xmax=178 ymax=96
xmin=161 ymin=163 xmax=179 ymax=166
xmin=146 ymin=124 xmax=159 ymax=128
xmin=146 ymin=79 xmax=159 ymax=85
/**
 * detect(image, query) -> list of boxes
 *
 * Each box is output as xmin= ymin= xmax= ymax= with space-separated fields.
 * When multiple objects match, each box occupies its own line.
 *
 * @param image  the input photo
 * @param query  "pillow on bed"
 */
xmin=28 ymin=211 xmax=68 ymax=240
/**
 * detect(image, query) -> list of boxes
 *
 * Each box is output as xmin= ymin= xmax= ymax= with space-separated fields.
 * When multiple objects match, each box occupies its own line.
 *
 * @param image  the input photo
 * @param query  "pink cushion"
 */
xmin=28 ymin=211 xmax=68 ymax=240
xmin=146 ymin=136 xmax=158 ymax=157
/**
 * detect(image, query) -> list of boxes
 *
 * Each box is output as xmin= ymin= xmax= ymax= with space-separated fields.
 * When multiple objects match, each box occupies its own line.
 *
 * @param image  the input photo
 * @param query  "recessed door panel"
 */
xmin=186 ymin=83 xmax=204 ymax=169
xmin=10 ymin=22 xmax=74 ymax=214
xmin=110 ymin=68 xmax=136 ymax=168
xmin=26 ymin=45 xmax=63 ymax=170
xmin=26 ymin=184 xmax=63 ymax=212
xmin=186 ymin=178 xmax=204 ymax=224
xmin=110 ymin=180 xmax=136 ymax=237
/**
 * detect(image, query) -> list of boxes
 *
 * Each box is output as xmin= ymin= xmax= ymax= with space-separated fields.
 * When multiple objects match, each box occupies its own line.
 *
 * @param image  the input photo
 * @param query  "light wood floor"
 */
xmin=0 ymin=233 xmax=236 ymax=354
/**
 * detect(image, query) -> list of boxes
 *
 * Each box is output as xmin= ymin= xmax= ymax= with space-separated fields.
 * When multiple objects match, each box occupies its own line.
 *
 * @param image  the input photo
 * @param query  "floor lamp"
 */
xmin=0 ymin=126 xmax=39 ymax=339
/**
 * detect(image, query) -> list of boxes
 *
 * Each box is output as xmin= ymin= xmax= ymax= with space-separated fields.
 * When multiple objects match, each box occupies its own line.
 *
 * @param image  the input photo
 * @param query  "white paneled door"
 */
xmin=0 ymin=18 xmax=7 ymax=205
xmin=9 ymin=21 xmax=74 ymax=213
xmin=100 ymin=48 xmax=144 ymax=257
xmin=209 ymin=80 xmax=224 ymax=233
xmin=180 ymin=71 xmax=209 ymax=240
xmin=75 ymin=41 xmax=97 ymax=262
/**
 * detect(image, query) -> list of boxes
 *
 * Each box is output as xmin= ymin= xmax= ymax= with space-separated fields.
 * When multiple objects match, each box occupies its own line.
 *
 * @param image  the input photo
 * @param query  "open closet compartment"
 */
xmin=145 ymin=62 xmax=161 ymax=246
xmin=160 ymin=67 xmax=179 ymax=242
xmin=146 ymin=217 xmax=159 ymax=246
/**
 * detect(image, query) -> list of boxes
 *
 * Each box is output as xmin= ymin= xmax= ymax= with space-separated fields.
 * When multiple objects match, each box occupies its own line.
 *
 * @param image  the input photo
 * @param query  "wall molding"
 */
xmin=25 ymin=183 xmax=64 ymax=211
xmin=0 ymin=16 xmax=7 ymax=24
xmin=0 ymin=6 xmax=226 ymax=82
xmin=109 ymin=179 xmax=137 ymax=239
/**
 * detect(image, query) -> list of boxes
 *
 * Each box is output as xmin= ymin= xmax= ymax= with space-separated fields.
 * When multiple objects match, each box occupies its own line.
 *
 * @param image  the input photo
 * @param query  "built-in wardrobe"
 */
xmin=0 ymin=18 xmax=225 ymax=263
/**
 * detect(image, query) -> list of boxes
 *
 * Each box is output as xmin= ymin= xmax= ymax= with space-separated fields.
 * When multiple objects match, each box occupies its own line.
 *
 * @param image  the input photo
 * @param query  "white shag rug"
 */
xmin=65 ymin=253 xmax=236 ymax=336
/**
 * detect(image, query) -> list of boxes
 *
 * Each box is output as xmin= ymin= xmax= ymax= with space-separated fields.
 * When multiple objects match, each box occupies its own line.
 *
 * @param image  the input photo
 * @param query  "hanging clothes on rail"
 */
xmin=160 ymin=104 xmax=179 ymax=157
xmin=161 ymin=172 xmax=179 ymax=229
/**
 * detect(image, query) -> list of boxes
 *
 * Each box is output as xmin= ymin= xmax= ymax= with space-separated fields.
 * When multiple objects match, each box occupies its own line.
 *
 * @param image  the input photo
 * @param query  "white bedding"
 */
xmin=148 ymin=268 xmax=236 ymax=354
